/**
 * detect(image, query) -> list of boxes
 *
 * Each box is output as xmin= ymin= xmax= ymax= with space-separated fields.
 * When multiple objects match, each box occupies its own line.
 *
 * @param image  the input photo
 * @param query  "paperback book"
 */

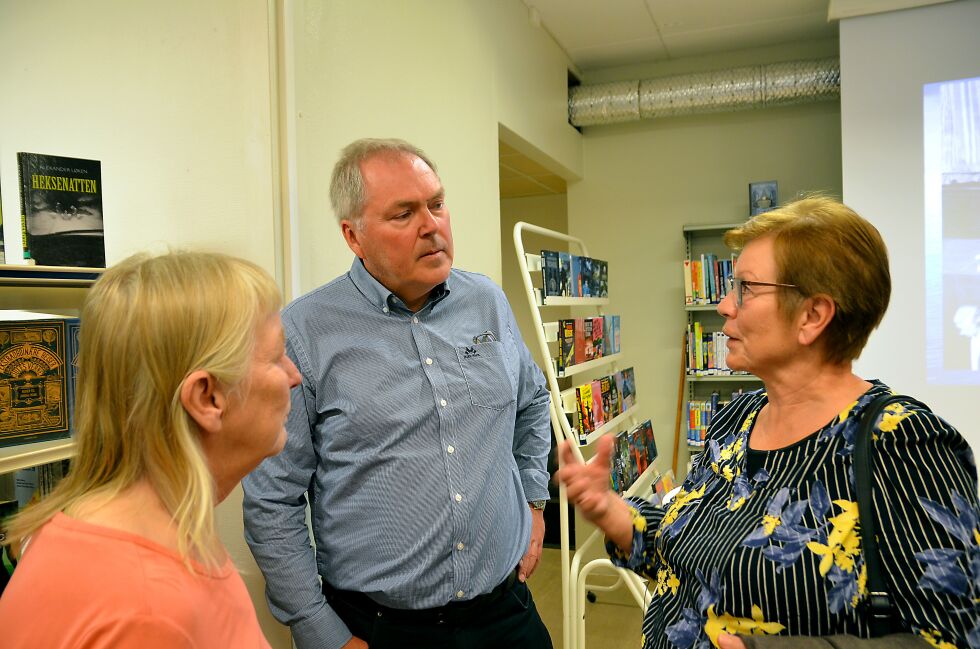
xmin=17 ymin=152 xmax=105 ymax=267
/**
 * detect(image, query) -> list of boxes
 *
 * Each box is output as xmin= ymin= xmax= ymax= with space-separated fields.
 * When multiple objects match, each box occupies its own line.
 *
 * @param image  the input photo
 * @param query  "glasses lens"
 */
xmin=726 ymin=277 xmax=741 ymax=306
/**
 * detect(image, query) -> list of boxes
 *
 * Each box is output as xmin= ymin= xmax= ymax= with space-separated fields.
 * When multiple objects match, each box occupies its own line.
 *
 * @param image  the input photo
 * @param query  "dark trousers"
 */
xmin=323 ymin=570 xmax=554 ymax=649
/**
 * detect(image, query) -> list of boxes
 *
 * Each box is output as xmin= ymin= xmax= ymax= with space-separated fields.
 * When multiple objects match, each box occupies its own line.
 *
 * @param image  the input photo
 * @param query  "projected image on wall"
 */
xmin=925 ymin=75 xmax=980 ymax=385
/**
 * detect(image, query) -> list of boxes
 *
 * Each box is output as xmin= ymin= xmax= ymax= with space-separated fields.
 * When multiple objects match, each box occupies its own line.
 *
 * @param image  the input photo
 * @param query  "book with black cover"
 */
xmin=17 ymin=152 xmax=105 ymax=267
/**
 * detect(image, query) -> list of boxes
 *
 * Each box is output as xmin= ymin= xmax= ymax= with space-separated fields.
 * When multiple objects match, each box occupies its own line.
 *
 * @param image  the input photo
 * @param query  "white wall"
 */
xmin=567 ymin=41 xmax=843 ymax=485
xmin=3 ymin=2 xmax=581 ymax=647
xmin=288 ymin=0 xmax=581 ymax=295
xmin=0 ymin=2 xmax=289 ymax=646
xmin=841 ymin=0 xmax=980 ymax=447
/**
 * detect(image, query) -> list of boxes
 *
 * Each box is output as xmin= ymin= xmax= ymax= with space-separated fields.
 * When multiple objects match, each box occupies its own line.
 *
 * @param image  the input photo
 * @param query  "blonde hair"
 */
xmin=329 ymin=137 xmax=437 ymax=225
xmin=3 ymin=251 xmax=282 ymax=567
xmin=724 ymin=196 xmax=891 ymax=365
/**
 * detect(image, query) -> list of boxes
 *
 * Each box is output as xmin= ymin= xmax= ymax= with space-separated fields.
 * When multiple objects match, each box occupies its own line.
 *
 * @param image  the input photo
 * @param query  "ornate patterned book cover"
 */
xmin=0 ymin=317 xmax=72 ymax=447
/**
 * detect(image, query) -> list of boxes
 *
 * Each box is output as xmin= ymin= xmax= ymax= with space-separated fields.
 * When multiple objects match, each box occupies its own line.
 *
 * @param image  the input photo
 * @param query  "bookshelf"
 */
xmin=514 ymin=222 xmax=656 ymax=649
xmin=681 ymin=224 xmax=762 ymax=460
xmin=0 ymin=266 xmax=100 ymax=476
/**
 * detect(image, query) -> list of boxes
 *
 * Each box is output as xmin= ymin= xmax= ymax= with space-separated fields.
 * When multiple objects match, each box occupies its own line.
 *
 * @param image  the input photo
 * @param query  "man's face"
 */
xmin=342 ymin=152 xmax=454 ymax=311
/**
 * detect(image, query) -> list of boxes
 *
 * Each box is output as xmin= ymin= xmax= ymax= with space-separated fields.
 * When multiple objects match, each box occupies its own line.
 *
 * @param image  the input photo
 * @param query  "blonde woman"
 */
xmin=0 ymin=251 xmax=300 ymax=648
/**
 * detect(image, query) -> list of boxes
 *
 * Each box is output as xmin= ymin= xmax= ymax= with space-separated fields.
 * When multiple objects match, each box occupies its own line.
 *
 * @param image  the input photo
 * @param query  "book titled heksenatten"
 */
xmin=17 ymin=152 xmax=105 ymax=268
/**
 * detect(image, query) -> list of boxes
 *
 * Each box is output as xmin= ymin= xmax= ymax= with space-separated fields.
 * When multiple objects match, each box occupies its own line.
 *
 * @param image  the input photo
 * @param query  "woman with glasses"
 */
xmin=557 ymin=197 xmax=978 ymax=649
xmin=0 ymin=251 xmax=301 ymax=648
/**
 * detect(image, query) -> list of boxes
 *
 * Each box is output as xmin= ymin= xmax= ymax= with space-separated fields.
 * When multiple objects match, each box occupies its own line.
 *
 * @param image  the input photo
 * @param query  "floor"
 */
xmin=527 ymin=548 xmax=643 ymax=649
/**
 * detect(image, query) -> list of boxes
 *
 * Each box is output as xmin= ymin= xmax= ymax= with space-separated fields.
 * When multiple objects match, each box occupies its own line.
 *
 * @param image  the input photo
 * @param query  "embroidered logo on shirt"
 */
xmin=462 ymin=346 xmax=481 ymax=359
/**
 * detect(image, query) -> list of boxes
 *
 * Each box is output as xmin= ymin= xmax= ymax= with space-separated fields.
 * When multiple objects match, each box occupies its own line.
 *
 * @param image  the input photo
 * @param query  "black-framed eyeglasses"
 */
xmin=725 ymin=277 xmax=799 ymax=307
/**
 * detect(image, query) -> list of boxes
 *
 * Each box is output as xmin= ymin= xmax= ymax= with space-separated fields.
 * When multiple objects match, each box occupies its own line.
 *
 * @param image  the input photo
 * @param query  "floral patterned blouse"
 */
xmin=610 ymin=380 xmax=980 ymax=649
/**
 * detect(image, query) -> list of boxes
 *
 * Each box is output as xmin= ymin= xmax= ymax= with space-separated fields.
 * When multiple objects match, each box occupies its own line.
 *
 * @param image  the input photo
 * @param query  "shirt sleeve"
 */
xmin=872 ymin=405 xmax=980 ymax=648
xmin=607 ymin=496 xmax=667 ymax=579
xmin=241 ymin=333 xmax=354 ymax=649
xmin=504 ymin=300 xmax=552 ymax=503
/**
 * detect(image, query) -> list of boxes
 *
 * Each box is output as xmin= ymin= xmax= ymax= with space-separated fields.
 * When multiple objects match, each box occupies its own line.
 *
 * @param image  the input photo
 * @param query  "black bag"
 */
xmin=854 ymin=393 xmax=930 ymax=637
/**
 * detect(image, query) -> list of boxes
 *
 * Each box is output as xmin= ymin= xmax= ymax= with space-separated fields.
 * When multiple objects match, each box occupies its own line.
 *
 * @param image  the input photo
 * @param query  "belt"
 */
xmin=323 ymin=567 xmax=520 ymax=625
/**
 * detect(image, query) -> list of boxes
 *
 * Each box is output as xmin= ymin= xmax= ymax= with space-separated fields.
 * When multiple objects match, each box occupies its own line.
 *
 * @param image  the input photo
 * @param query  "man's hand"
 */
xmin=341 ymin=636 xmax=368 ymax=649
xmin=519 ymin=507 xmax=545 ymax=582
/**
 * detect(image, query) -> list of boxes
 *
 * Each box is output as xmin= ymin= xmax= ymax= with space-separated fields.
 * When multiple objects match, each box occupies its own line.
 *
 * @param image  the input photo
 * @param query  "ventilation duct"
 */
xmin=568 ymin=57 xmax=840 ymax=127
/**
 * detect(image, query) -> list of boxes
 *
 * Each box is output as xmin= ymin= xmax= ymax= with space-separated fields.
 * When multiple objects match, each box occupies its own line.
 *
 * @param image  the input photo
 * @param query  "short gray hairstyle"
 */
xmin=329 ymin=138 xmax=438 ymax=225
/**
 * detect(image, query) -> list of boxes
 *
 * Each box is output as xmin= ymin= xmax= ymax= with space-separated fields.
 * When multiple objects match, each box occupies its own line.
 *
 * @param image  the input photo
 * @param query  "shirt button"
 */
xmin=382 ymin=306 xmax=389 ymax=313
xmin=413 ymin=317 xmax=419 ymax=324
xmin=447 ymin=445 xmax=455 ymax=454
xmin=440 ymin=399 xmax=447 ymax=407
xmin=456 ymin=590 xmax=465 ymax=599
xmin=455 ymin=493 xmax=462 ymax=503
xmin=425 ymin=358 xmax=433 ymax=365
xmin=457 ymin=542 xmax=465 ymax=551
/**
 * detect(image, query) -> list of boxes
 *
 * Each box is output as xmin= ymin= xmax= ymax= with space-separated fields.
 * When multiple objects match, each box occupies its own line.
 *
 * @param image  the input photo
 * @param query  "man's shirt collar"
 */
xmin=348 ymin=258 xmax=451 ymax=314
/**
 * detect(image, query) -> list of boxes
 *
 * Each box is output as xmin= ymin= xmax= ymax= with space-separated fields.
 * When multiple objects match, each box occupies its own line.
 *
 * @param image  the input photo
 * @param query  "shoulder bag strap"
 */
xmin=855 ymin=392 xmax=930 ymax=637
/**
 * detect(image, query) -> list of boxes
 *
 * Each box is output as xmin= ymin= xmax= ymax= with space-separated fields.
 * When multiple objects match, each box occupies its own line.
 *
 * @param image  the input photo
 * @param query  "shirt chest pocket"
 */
xmin=454 ymin=341 xmax=516 ymax=411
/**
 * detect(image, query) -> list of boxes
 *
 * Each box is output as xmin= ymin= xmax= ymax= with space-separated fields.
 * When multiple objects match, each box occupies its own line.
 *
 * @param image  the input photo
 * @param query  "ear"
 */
xmin=797 ymin=294 xmax=836 ymax=347
xmin=179 ymin=369 xmax=226 ymax=435
xmin=341 ymin=219 xmax=365 ymax=259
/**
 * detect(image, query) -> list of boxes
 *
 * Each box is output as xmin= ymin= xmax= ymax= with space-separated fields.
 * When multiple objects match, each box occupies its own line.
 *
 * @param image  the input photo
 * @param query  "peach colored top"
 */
xmin=0 ymin=512 xmax=271 ymax=648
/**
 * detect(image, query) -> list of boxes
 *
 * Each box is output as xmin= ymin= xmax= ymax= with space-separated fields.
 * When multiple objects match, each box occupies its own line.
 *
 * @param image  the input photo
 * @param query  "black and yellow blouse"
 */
xmin=610 ymin=380 xmax=980 ymax=649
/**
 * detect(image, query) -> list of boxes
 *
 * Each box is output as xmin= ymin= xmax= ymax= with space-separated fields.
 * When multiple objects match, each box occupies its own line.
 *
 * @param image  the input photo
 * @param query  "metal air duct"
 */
xmin=568 ymin=57 xmax=840 ymax=127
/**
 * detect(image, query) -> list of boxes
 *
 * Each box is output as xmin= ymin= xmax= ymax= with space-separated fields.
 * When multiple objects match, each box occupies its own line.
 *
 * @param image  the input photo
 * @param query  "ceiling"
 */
xmin=499 ymin=0 xmax=840 ymax=199
xmin=497 ymin=0 xmax=953 ymax=199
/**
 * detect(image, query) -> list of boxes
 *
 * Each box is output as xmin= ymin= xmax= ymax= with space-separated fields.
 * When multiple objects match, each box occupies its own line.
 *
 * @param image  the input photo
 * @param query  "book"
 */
xmin=591 ymin=258 xmax=604 ymax=298
xmin=17 ymin=152 xmax=105 ymax=268
xmin=590 ymin=316 xmax=604 ymax=358
xmin=575 ymin=383 xmax=594 ymax=440
xmin=574 ymin=317 xmax=586 ymax=365
xmin=541 ymin=250 xmax=560 ymax=297
xmin=599 ymin=375 xmax=613 ymax=423
xmin=603 ymin=315 xmax=620 ymax=355
xmin=580 ymin=257 xmax=593 ymax=297
xmin=557 ymin=252 xmax=572 ymax=297
xmin=638 ymin=419 xmax=657 ymax=465
xmin=621 ymin=367 xmax=636 ymax=410
xmin=590 ymin=379 xmax=604 ymax=429
xmin=0 ymin=311 xmax=79 ymax=447
xmin=570 ymin=255 xmax=582 ymax=297
xmin=558 ymin=319 xmax=575 ymax=372
xmin=583 ymin=318 xmax=596 ymax=361
xmin=66 ymin=319 xmax=81 ymax=433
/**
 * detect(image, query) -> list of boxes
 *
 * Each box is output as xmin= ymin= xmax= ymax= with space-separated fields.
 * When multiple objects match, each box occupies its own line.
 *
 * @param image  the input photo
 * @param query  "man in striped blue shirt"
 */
xmin=242 ymin=139 xmax=554 ymax=649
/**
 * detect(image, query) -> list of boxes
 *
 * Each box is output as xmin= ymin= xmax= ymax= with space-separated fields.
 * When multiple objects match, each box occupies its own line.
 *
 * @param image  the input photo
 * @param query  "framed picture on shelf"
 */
xmin=749 ymin=180 xmax=777 ymax=216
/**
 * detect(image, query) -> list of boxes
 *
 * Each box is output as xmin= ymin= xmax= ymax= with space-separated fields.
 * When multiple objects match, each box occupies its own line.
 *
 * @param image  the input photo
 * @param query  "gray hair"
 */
xmin=329 ymin=138 xmax=438 ymax=225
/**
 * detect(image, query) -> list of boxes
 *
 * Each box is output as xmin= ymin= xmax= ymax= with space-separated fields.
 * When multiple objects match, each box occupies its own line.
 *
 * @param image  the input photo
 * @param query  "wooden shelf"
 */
xmin=0 ymin=438 xmax=76 ymax=475
xmin=0 ymin=264 xmax=103 ymax=288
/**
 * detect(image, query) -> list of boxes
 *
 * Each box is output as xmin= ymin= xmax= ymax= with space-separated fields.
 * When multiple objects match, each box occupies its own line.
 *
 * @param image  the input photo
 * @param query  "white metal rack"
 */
xmin=513 ymin=222 xmax=656 ymax=649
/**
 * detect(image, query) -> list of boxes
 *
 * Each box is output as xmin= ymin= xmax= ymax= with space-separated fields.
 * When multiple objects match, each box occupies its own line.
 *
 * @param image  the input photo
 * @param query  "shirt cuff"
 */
xmin=606 ymin=502 xmax=648 ymax=571
xmin=519 ymin=467 xmax=550 ymax=502
xmin=290 ymin=602 xmax=353 ymax=649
